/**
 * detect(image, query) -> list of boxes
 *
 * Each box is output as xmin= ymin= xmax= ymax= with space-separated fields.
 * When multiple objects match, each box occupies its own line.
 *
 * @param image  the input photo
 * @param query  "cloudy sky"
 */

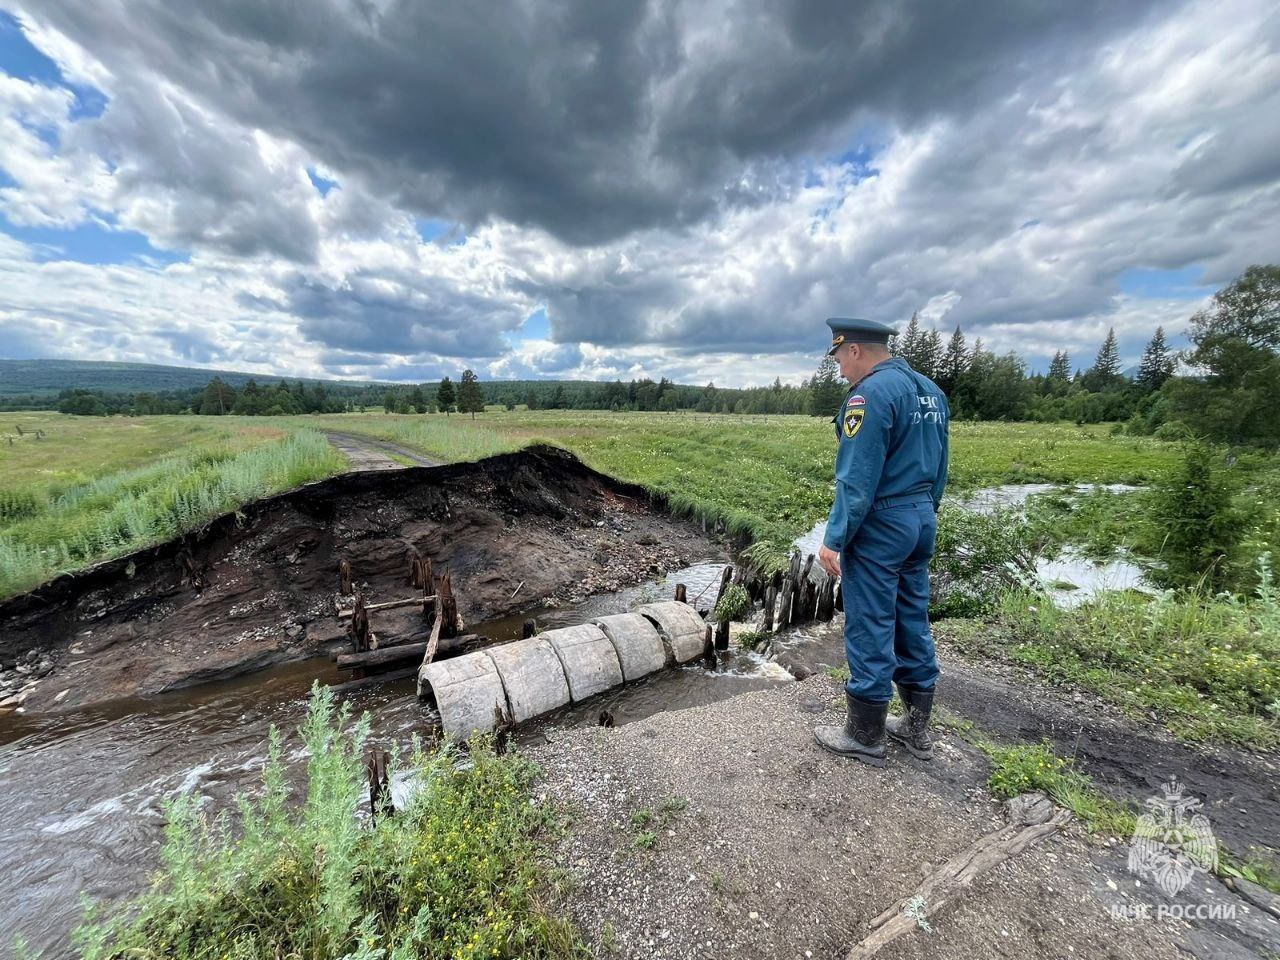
xmin=0 ymin=1 xmax=1277 ymax=386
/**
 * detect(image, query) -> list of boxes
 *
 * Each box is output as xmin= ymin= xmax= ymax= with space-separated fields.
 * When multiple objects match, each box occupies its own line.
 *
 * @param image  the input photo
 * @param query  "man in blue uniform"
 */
xmin=813 ymin=317 xmax=949 ymax=766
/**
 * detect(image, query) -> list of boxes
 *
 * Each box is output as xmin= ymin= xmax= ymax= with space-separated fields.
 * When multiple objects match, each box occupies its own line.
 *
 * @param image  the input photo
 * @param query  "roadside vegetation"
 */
xmin=72 ymin=686 xmax=578 ymax=960
xmin=0 ymin=418 xmax=344 ymax=599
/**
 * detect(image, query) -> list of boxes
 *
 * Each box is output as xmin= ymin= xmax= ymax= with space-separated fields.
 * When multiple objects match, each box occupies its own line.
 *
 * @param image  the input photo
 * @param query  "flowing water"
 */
xmin=0 ymin=483 xmax=1151 ymax=955
xmin=0 ymin=557 xmax=789 ymax=957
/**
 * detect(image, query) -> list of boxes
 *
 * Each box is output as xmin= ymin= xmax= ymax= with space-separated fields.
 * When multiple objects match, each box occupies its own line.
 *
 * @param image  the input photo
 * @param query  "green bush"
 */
xmin=75 ymin=685 xmax=577 ymax=960
xmin=1148 ymin=443 xmax=1243 ymax=592
xmin=713 ymin=583 xmax=751 ymax=622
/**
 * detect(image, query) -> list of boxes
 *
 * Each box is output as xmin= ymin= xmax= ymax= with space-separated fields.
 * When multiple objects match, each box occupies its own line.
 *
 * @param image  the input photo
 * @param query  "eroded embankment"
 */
xmin=0 ymin=445 xmax=722 ymax=712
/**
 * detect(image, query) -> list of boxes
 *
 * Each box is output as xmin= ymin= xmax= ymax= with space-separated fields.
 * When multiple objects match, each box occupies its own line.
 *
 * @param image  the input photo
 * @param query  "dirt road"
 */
xmin=322 ymin=430 xmax=438 ymax=469
xmin=533 ymin=676 xmax=1278 ymax=960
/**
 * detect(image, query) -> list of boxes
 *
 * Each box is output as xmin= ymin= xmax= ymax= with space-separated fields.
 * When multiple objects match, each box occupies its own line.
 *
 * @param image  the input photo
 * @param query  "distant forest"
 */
xmin=5 ymin=265 xmax=1276 ymax=445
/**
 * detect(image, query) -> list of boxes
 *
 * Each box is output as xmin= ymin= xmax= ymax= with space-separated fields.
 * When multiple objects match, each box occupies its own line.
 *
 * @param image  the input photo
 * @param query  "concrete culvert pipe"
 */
xmin=417 ymin=650 xmax=508 ymax=740
xmin=593 ymin=612 xmax=666 ymax=681
xmin=419 ymin=601 xmax=707 ymax=738
xmin=635 ymin=600 xmax=708 ymax=663
xmin=484 ymin=636 xmax=572 ymax=723
xmin=541 ymin=623 xmax=623 ymax=701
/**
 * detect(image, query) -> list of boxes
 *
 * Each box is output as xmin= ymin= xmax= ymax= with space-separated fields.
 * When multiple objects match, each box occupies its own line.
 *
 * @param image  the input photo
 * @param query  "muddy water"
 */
xmin=0 ymin=484 xmax=1154 ymax=955
xmin=0 ymin=557 xmax=790 ymax=958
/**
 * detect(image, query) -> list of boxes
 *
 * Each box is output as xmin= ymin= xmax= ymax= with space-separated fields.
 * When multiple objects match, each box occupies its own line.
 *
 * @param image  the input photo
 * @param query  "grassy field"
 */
xmin=0 ymin=412 xmax=345 ymax=598
xmin=304 ymin=411 xmax=1185 ymax=571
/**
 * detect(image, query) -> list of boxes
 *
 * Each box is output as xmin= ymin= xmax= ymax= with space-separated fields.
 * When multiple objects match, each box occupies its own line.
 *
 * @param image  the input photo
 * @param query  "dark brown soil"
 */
xmin=0 ymin=445 xmax=724 ymax=712
xmin=772 ymin=621 xmax=1280 ymax=863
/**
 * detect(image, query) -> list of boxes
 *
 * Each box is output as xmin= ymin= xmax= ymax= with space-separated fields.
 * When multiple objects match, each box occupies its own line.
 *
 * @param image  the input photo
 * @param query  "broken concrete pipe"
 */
xmin=418 ymin=600 xmax=707 ymax=739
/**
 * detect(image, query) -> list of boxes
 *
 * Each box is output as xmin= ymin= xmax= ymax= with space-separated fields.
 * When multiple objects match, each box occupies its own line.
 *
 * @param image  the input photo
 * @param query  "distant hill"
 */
xmin=0 ymin=358 xmax=397 ymax=397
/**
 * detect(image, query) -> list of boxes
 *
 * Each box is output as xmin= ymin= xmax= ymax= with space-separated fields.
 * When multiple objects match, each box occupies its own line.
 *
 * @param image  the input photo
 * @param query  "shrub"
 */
xmin=75 ymin=685 xmax=577 ymax=960
xmin=713 ymin=583 xmax=751 ymax=622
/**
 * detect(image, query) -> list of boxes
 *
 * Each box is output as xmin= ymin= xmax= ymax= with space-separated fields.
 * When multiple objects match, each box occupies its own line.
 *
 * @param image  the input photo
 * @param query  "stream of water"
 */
xmin=0 ymin=483 xmax=1151 ymax=956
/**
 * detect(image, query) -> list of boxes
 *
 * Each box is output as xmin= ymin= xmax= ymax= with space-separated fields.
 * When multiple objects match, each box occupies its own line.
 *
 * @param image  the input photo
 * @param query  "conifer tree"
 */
xmin=1047 ymin=350 xmax=1071 ymax=383
xmin=808 ymin=353 xmax=845 ymax=417
xmin=938 ymin=326 xmax=968 ymax=394
xmin=1137 ymin=326 xmax=1175 ymax=390
xmin=458 ymin=369 xmax=485 ymax=419
xmin=899 ymin=312 xmax=923 ymax=367
xmin=436 ymin=376 xmax=456 ymax=414
xmin=920 ymin=328 xmax=944 ymax=380
xmin=1094 ymin=328 xmax=1121 ymax=377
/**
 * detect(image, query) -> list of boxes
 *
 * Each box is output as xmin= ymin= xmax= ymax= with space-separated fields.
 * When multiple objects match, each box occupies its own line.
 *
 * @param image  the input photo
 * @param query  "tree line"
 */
xmin=42 ymin=265 xmax=1278 ymax=446
xmin=805 ymin=264 xmax=1277 ymax=445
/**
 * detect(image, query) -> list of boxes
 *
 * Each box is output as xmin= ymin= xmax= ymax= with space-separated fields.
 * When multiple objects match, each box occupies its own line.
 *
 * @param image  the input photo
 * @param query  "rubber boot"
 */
xmin=814 ymin=693 xmax=888 ymax=766
xmin=886 ymin=683 xmax=935 ymax=759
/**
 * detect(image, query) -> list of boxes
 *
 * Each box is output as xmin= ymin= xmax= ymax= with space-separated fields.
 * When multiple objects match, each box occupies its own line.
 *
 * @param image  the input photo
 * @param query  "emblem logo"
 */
xmin=847 ymin=394 xmax=866 ymax=406
xmin=842 ymin=408 xmax=865 ymax=438
xmin=1127 ymin=777 xmax=1218 ymax=896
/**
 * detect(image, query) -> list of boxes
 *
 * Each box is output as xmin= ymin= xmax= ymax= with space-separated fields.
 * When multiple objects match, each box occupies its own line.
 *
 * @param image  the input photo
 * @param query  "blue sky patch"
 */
xmin=307 ymin=167 xmax=337 ymax=196
xmin=1118 ymin=265 xmax=1215 ymax=300
xmin=0 ymin=11 xmax=107 ymax=121
xmin=1 ymin=214 xmax=187 ymax=266
xmin=512 ymin=307 xmax=550 ymax=342
xmin=416 ymin=218 xmax=465 ymax=244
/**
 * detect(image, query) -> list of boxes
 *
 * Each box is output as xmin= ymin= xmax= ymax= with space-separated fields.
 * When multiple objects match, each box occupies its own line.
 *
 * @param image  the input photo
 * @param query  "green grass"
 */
xmin=938 ymin=570 xmax=1280 ymax=751
xmin=74 ymin=685 xmax=578 ymax=960
xmin=931 ymin=710 xmax=1280 ymax=893
xmin=303 ymin=412 xmax=1188 ymax=574
xmin=0 ymin=425 xmax=346 ymax=598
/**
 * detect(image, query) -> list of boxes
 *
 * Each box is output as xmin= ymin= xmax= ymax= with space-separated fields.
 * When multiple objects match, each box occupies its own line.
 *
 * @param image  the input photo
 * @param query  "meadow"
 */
xmin=1 ymin=409 xmax=1191 ymax=598
xmin=0 ymin=412 xmax=345 ymax=597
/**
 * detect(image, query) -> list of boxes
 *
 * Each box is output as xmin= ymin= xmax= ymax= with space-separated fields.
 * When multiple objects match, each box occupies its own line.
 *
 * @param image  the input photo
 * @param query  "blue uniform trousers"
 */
xmin=840 ymin=498 xmax=940 ymax=703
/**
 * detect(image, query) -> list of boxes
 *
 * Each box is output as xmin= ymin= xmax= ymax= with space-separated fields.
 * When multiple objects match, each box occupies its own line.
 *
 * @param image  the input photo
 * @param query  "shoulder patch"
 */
xmin=842 ymin=407 xmax=865 ymax=439
xmin=847 ymin=394 xmax=866 ymax=407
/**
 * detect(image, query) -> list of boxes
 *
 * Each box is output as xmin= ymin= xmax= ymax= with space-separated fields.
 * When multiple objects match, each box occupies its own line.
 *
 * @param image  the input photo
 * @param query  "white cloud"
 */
xmin=0 ymin=0 xmax=1276 ymax=383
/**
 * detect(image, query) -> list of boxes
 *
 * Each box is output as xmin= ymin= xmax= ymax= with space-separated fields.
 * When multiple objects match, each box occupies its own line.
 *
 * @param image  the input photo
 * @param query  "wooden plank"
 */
xmin=336 ymin=595 xmax=436 ymax=618
xmin=338 ymin=633 xmax=487 ymax=670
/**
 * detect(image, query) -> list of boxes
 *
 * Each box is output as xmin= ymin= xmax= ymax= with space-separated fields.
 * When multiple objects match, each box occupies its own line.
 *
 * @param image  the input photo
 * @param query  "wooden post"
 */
xmin=521 ymin=619 xmax=537 ymax=639
xmin=714 ymin=619 xmax=730 ymax=651
xmin=760 ymin=584 xmax=778 ymax=632
xmin=777 ymin=576 xmax=794 ymax=628
xmin=366 ymin=746 xmax=392 ymax=825
xmin=674 ymin=583 xmax=687 ymax=604
xmin=349 ymin=593 xmax=374 ymax=653
xmin=804 ymin=581 xmax=818 ymax=621
xmin=438 ymin=573 xmax=459 ymax=639
xmin=339 ymin=559 xmax=353 ymax=595
xmin=712 ymin=564 xmax=733 ymax=613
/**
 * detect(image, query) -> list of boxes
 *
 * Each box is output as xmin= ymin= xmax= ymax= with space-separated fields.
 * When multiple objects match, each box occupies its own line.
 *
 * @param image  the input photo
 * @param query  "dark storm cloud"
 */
xmin=283 ymin=271 xmax=523 ymax=359
xmin=19 ymin=0 xmax=1164 ymax=246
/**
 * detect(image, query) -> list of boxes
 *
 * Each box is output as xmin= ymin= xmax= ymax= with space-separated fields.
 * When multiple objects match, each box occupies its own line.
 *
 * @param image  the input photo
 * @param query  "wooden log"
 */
xmin=803 ymin=581 xmax=817 ymax=621
xmin=521 ymin=619 xmax=537 ymax=639
xmin=846 ymin=802 xmax=1072 ymax=959
xmin=674 ymin=583 xmax=687 ymax=603
xmin=338 ymin=634 xmax=487 ymax=670
xmin=336 ymin=595 xmax=436 ymax=618
xmin=714 ymin=618 xmax=730 ymax=651
xmin=800 ymin=553 xmax=816 ymax=586
xmin=329 ymin=666 xmax=416 ymax=693
xmin=339 ymin=559 xmax=353 ymax=595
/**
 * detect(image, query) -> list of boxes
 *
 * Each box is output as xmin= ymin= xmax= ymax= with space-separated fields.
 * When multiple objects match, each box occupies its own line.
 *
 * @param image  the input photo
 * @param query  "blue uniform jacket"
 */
xmin=822 ymin=357 xmax=950 ymax=552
